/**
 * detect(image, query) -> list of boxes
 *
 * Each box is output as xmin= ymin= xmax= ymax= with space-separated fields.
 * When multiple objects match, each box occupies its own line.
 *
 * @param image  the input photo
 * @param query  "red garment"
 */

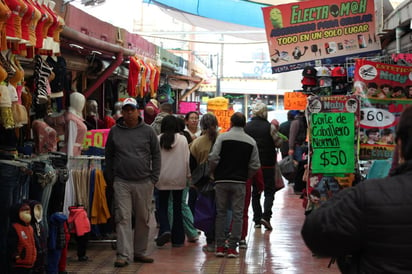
xmin=104 ymin=115 xmax=115 ymax=129
xmin=241 ymin=168 xmax=264 ymax=239
xmin=127 ymin=56 xmax=140 ymax=97
xmin=45 ymin=4 xmax=57 ymax=37
xmin=58 ymin=222 xmax=70 ymax=272
xmin=143 ymin=100 xmax=159 ymax=125
xmin=20 ymin=0 xmax=34 ymax=41
xmin=12 ymin=223 xmax=37 ymax=268
xmin=68 ymin=207 xmax=91 ymax=237
xmin=5 ymin=0 xmax=27 ymax=39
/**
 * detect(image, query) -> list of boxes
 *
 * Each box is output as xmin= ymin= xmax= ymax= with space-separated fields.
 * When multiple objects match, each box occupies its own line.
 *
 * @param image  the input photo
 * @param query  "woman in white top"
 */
xmin=155 ymin=115 xmax=190 ymax=248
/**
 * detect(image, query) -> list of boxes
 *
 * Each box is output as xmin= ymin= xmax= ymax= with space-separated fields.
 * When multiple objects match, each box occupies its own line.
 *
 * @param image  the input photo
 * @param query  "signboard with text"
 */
xmin=83 ymin=129 xmax=110 ymax=149
xmin=177 ymin=101 xmax=200 ymax=115
xmin=262 ymin=0 xmax=381 ymax=73
xmin=307 ymin=95 xmax=360 ymax=175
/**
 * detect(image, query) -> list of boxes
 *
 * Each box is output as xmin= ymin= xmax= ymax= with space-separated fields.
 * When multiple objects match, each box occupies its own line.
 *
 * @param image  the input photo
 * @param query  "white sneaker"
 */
xmin=239 ymin=240 xmax=247 ymax=249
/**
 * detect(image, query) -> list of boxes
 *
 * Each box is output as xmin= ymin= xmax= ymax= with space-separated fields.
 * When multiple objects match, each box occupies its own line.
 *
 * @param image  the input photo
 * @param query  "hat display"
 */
xmin=331 ymin=66 xmax=347 ymax=77
xmin=122 ymin=98 xmax=138 ymax=109
xmin=315 ymin=67 xmax=331 ymax=77
xmin=301 ymin=76 xmax=317 ymax=86
xmin=252 ymin=102 xmax=268 ymax=118
xmin=302 ymin=66 xmax=317 ymax=78
xmin=319 ymin=77 xmax=332 ymax=87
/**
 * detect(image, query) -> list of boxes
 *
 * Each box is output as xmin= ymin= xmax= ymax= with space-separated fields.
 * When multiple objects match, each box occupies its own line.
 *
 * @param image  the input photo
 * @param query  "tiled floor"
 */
xmin=65 ymin=185 xmax=340 ymax=273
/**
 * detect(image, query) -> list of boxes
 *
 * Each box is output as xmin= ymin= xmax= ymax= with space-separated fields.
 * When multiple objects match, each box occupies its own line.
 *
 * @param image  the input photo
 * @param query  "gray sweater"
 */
xmin=104 ymin=116 xmax=161 ymax=184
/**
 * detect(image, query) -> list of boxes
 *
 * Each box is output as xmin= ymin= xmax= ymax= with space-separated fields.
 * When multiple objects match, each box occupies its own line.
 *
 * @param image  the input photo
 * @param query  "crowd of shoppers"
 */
xmin=103 ymin=98 xmax=311 ymax=267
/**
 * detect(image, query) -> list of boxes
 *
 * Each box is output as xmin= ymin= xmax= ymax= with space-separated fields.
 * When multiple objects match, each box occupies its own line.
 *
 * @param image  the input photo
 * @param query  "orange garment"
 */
xmin=90 ymin=169 xmax=111 ymax=225
xmin=40 ymin=3 xmax=52 ymax=39
xmin=138 ymin=58 xmax=147 ymax=97
xmin=0 ymin=0 xmax=11 ymax=50
xmin=33 ymin=0 xmax=47 ymax=48
xmin=27 ymin=0 xmax=40 ymax=46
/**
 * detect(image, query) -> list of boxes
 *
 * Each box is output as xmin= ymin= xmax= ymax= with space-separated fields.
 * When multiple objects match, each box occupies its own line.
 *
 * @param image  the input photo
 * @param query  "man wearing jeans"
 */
xmin=209 ymin=112 xmax=260 ymax=258
xmin=105 ymin=98 xmax=161 ymax=267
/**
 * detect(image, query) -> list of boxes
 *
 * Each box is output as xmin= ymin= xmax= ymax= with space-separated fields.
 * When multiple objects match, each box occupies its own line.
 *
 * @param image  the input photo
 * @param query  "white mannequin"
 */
xmin=68 ymin=92 xmax=85 ymax=119
xmin=63 ymin=92 xmax=87 ymax=157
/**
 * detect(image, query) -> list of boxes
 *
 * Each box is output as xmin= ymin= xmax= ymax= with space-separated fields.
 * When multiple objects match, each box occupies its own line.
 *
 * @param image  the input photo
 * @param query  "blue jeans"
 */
xmin=215 ymin=183 xmax=245 ymax=250
xmin=0 ymin=161 xmax=31 ymax=272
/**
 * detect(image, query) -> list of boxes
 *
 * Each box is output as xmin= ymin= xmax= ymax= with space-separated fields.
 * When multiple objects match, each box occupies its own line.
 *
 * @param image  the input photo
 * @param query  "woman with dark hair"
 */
xmin=155 ymin=115 xmax=191 ymax=247
xmin=184 ymin=111 xmax=201 ymax=141
xmin=302 ymin=106 xmax=412 ymax=273
xmin=189 ymin=113 xmax=219 ymax=252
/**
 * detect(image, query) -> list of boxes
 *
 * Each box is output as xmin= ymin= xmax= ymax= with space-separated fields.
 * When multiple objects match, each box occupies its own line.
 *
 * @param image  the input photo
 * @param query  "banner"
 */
xmin=353 ymin=59 xmax=412 ymax=160
xmin=262 ymin=0 xmax=381 ymax=73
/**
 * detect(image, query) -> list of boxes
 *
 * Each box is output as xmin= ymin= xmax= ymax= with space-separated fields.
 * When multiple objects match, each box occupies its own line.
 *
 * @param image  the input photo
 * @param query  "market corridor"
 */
xmin=65 ymin=184 xmax=340 ymax=273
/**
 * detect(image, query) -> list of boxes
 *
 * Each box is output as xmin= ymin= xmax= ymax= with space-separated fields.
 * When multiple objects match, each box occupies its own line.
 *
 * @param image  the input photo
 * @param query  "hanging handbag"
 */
xmin=278 ymin=155 xmax=297 ymax=181
xmin=274 ymin=164 xmax=285 ymax=191
xmin=193 ymin=192 xmax=216 ymax=234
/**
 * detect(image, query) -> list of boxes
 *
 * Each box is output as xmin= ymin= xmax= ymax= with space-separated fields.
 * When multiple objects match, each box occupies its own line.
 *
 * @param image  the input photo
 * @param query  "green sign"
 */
xmin=311 ymin=112 xmax=355 ymax=174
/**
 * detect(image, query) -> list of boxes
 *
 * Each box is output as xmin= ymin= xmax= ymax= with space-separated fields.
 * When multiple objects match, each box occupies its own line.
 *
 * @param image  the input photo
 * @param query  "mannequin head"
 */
xmin=86 ymin=100 xmax=98 ymax=117
xmin=69 ymin=92 xmax=85 ymax=118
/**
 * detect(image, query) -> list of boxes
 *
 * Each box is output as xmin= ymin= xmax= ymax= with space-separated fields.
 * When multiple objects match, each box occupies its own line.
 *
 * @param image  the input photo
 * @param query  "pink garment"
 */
xmin=68 ymin=207 xmax=91 ymax=237
xmin=62 ymin=111 xmax=87 ymax=156
xmin=44 ymin=112 xmax=65 ymax=137
xmin=32 ymin=119 xmax=57 ymax=154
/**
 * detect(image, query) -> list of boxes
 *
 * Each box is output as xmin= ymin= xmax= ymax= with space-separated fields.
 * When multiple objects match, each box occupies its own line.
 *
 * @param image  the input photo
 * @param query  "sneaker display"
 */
xmin=239 ymin=240 xmax=247 ymax=249
xmin=260 ymin=218 xmax=273 ymax=231
xmin=215 ymin=246 xmax=226 ymax=257
xmin=227 ymin=248 xmax=239 ymax=258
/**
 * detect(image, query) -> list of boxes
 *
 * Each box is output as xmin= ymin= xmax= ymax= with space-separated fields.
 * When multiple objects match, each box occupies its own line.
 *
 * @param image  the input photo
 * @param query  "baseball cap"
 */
xmin=301 ymin=76 xmax=317 ymax=86
xmin=122 ymin=98 xmax=138 ymax=109
xmin=315 ymin=66 xmax=331 ymax=77
xmin=302 ymin=66 xmax=317 ymax=78
xmin=331 ymin=66 xmax=347 ymax=77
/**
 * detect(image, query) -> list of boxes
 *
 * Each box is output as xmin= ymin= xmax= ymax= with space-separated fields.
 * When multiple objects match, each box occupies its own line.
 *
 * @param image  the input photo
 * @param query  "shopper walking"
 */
xmin=104 ymin=98 xmax=161 ymax=267
xmin=209 ymin=112 xmax=260 ymax=258
xmin=189 ymin=113 xmax=219 ymax=252
xmin=155 ymin=115 xmax=191 ymax=248
xmin=244 ymin=103 xmax=282 ymax=230
xmin=302 ymin=105 xmax=412 ymax=273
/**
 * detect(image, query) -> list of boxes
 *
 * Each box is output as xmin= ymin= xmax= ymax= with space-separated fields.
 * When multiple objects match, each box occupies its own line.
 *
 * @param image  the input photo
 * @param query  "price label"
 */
xmin=360 ymin=107 xmax=395 ymax=128
xmin=82 ymin=129 xmax=110 ymax=149
xmin=319 ymin=150 xmax=347 ymax=167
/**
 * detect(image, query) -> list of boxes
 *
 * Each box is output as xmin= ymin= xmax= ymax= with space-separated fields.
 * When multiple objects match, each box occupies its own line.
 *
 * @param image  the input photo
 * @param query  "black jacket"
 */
xmin=301 ymin=160 xmax=412 ymax=273
xmin=244 ymin=117 xmax=277 ymax=166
